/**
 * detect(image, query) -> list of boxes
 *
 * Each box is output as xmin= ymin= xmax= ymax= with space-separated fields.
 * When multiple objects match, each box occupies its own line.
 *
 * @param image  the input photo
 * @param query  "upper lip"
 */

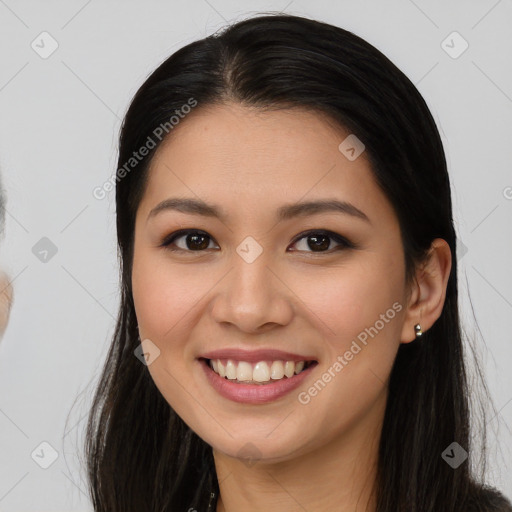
xmin=199 ymin=348 xmax=317 ymax=363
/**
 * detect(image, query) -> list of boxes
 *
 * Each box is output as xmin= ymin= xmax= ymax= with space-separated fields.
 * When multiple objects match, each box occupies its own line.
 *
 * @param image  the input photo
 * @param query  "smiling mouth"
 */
xmin=200 ymin=357 xmax=318 ymax=385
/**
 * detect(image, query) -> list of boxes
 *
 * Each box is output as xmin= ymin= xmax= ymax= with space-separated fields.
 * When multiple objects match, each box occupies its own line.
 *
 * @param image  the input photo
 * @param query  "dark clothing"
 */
xmin=206 ymin=485 xmax=512 ymax=511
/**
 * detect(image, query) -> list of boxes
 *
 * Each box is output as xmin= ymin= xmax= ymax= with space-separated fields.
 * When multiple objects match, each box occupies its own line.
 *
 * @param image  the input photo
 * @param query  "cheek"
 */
xmin=130 ymin=251 xmax=208 ymax=414
xmin=291 ymin=262 xmax=404 ymax=438
xmin=131 ymin=249 xmax=206 ymax=341
xmin=299 ymin=258 xmax=404 ymax=345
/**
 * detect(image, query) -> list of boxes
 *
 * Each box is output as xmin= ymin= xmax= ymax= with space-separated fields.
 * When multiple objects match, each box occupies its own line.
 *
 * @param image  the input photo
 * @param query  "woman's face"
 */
xmin=131 ymin=102 xmax=414 ymax=463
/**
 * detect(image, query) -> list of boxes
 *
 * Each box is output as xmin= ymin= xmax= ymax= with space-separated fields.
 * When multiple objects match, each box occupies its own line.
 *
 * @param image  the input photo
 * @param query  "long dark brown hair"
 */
xmin=80 ymin=13 xmax=511 ymax=511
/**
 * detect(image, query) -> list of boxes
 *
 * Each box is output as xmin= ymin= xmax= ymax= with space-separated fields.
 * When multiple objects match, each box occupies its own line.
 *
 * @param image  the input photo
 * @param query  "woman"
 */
xmin=0 ymin=175 xmax=13 ymax=341
xmin=84 ymin=13 xmax=512 ymax=511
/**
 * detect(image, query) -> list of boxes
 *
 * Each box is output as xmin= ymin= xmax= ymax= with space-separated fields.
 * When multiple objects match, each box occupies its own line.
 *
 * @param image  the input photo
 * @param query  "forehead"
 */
xmin=138 ymin=102 xmax=396 ymax=228
xmin=152 ymin=101 xmax=354 ymax=175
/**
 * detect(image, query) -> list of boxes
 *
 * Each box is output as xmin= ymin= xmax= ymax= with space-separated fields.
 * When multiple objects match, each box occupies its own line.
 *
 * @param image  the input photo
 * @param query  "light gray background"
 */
xmin=0 ymin=0 xmax=511 ymax=510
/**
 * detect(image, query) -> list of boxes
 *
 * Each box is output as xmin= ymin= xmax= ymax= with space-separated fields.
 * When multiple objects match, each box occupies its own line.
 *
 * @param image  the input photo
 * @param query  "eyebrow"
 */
xmin=147 ymin=197 xmax=371 ymax=224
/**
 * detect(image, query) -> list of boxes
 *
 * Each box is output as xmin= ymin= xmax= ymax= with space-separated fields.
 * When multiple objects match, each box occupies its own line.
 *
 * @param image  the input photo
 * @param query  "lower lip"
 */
xmin=198 ymin=358 xmax=318 ymax=404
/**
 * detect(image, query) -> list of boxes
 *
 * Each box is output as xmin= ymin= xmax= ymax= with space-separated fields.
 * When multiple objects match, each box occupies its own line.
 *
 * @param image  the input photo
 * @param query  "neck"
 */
xmin=213 ymin=389 xmax=386 ymax=512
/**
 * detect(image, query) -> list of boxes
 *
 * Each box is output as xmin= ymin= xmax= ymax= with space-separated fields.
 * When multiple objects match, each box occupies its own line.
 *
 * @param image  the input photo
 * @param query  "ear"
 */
xmin=400 ymin=238 xmax=452 ymax=344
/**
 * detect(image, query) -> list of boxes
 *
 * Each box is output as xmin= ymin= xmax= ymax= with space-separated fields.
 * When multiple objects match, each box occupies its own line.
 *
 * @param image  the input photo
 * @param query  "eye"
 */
xmin=160 ymin=228 xmax=353 ymax=254
xmin=160 ymin=229 xmax=219 ymax=252
xmin=288 ymin=229 xmax=354 ymax=254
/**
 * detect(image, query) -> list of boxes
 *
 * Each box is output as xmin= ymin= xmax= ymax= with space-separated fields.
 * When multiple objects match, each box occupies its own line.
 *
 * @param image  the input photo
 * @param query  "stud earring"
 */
xmin=414 ymin=323 xmax=423 ymax=338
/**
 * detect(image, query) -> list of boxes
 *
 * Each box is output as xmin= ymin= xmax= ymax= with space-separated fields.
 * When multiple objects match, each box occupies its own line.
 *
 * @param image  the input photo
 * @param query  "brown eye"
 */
xmin=161 ymin=230 xmax=218 ymax=252
xmin=160 ymin=229 xmax=353 ymax=255
xmin=289 ymin=230 xmax=353 ymax=253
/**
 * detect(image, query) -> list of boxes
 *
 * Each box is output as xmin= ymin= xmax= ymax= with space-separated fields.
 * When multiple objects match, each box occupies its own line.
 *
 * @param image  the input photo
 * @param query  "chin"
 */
xmin=207 ymin=432 xmax=309 ymax=466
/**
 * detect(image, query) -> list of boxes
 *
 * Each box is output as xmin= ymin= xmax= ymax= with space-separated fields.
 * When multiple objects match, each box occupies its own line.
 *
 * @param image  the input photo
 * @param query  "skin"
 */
xmin=131 ymin=102 xmax=451 ymax=512
xmin=0 ymin=270 xmax=12 ymax=340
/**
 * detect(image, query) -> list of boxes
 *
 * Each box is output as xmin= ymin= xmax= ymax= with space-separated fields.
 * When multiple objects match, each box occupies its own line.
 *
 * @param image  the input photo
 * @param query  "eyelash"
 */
xmin=159 ymin=229 xmax=355 ymax=255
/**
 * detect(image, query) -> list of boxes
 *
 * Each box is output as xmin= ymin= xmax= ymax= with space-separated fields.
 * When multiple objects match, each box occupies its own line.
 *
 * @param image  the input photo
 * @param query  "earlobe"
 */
xmin=400 ymin=238 xmax=452 ymax=344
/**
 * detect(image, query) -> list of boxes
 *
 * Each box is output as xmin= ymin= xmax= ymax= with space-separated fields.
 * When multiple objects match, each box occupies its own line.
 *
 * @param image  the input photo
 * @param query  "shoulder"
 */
xmin=468 ymin=484 xmax=512 ymax=512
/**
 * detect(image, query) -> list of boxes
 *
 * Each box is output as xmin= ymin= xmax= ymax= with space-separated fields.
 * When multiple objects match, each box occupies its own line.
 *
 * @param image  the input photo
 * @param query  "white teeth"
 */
xmin=253 ymin=362 xmax=270 ymax=382
xmin=284 ymin=361 xmax=295 ymax=378
xmin=208 ymin=358 xmax=311 ymax=383
xmin=270 ymin=361 xmax=284 ymax=379
xmin=226 ymin=360 xmax=237 ymax=380
xmin=236 ymin=361 xmax=253 ymax=381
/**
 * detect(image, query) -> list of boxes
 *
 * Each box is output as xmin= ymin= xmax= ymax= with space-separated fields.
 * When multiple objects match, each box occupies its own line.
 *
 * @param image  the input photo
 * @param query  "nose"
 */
xmin=210 ymin=251 xmax=294 ymax=334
